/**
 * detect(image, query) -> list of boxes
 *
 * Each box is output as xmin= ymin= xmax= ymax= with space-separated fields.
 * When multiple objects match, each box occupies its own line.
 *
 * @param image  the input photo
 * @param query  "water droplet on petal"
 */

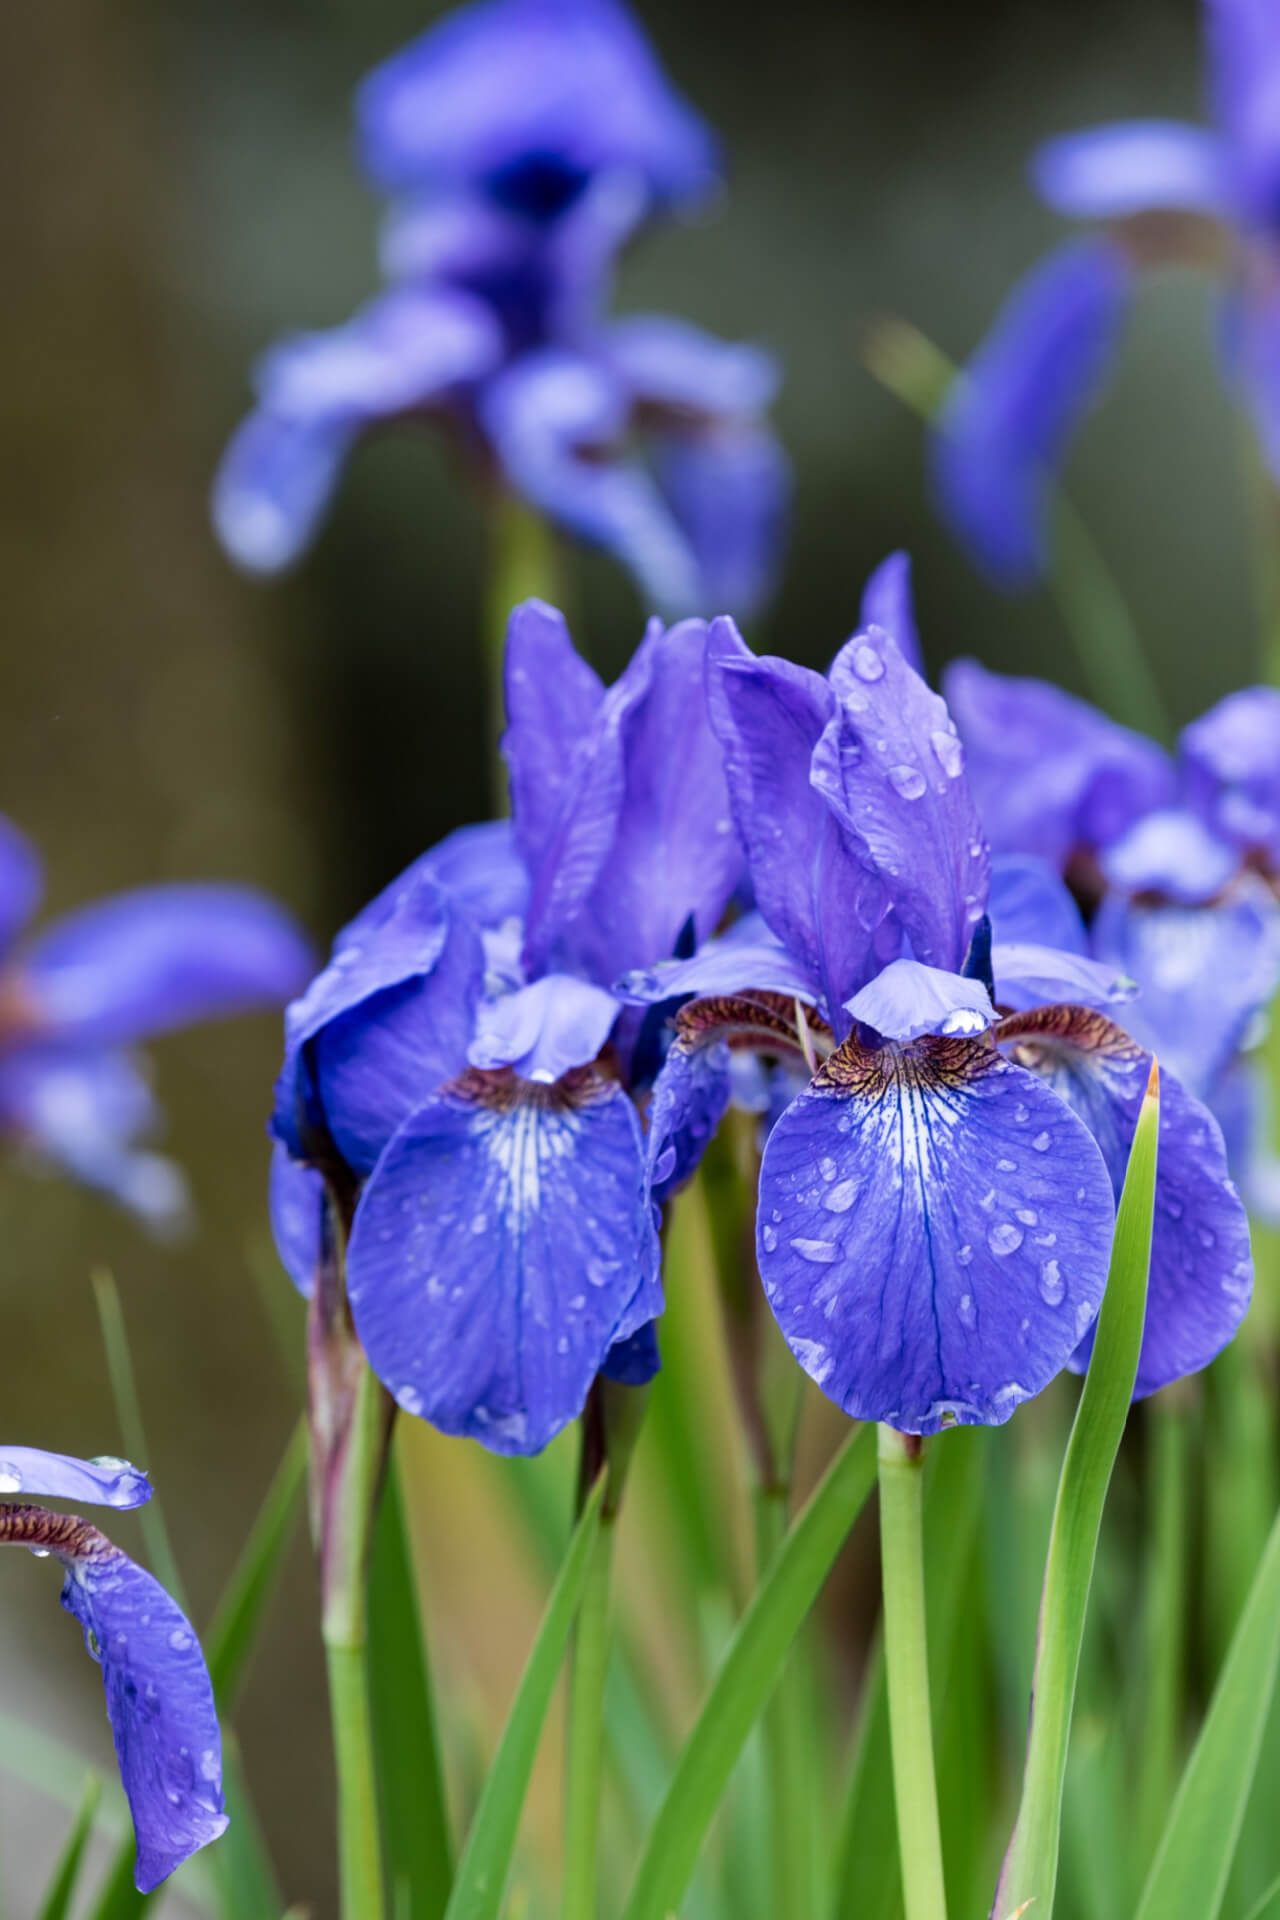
xmin=956 ymin=1244 xmax=973 ymax=1265
xmin=988 ymin=1221 xmax=1023 ymax=1257
xmin=1032 ymin=1131 xmax=1051 ymax=1152
xmin=168 ymin=1628 xmax=192 ymax=1652
xmin=761 ymin=1223 xmax=778 ymax=1252
xmin=0 ymin=1468 xmax=23 ymax=1494
xmin=851 ymin=641 xmax=884 ymax=682
xmin=822 ymin=1178 xmax=857 ymax=1213
xmin=957 ymin=1293 xmax=977 ymax=1329
xmin=1038 ymin=1259 xmax=1065 ymax=1306
xmin=930 ymin=728 xmax=965 ymax=778
xmin=652 ymin=1144 xmax=677 ymax=1187
xmin=790 ymin=1237 xmax=839 ymax=1264
xmin=887 ymin=764 xmax=927 ymax=801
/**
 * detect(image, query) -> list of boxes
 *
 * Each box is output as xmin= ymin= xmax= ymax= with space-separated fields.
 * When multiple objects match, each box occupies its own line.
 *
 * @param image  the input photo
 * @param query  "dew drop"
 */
xmin=0 ymin=1468 xmax=23 ymax=1494
xmin=1032 ymin=1131 xmax=1051 ymax=1152
xmin=1198 ymin=1227 xmax=1216 ymax=1248
xmin=30 ymin=1548 xmax=49 ymax=1560
xmin=997 ymin=1157 xmax=1017 ymax=1172
xmin=987 ymin=1221 xmax=1024 ymax=1257
xmin=761 ymin=1223 xmax=779 ymax=1252
xmin=1038 ymin=1259 xmax=1065 ymax=1306
xmin=1016 ymin=1208 xmax=1038 ymax=1226
xmin=930 ymin=728 xmax=965 ymax=778
xmin=1166 ymin=1196 xmax=1184 ymax=1219
xmin=887 ymin=763 xmax=927 ymax=801
xmin=851 ymin=642 xmax=884 ymax=682
xmin=1013 ymin=1104 xmax=1029 ymax=1124
xmin=789 ymin=1236 xmax=839 ymax=1264
xmin=652 ymin=1144 xmax=677 ymax=1187
xmin=822 ymin=1178 xmax=857 ymax=1213
xmin=956 ymin=1243 xmax=973 ymax=1265
xmin=957 ymin=1293 xmax=977 ymax=1329
xmin=168 ymin=1628 xmax=192 ymax=1652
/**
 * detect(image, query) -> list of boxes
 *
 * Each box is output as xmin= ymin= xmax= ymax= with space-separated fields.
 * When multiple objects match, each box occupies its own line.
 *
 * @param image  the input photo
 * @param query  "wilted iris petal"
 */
xmin=0 ymin=1045 xmax=188 ymax=1231
xmin=1181 ymin=682 xmax=1280 ymax=860
xmin=991 ymin=942 xmax=1137 ymax=1013
xmin=354 ymin=0 xmax=719 ymax=209
xmin=998 ymin=1004 xmax=1252 ymax=1394
xmin=988 ymin=854 xmax=1088 ymax=954
xmin=815 ymin=627 xmax=989 ymax=975
xmin=468 ymin=973 xmax=620 ymax=1080
xmin=0 ymin=816 xmax=42 ymax=954
xmin=1099 ymin=808 xmax=1238 ymax=901
xmin=931 ymin=238 xmax=1133 ymax=586
xmin=845 ymin=958 xmax=996 ymax=1043
xmin=706 ymin=623 xmax=874 ymax=1022
xmin=1032 ymin=120 xmax=1228 ymax=219
xmin=23 ymin=886 xmax=314 ymax=1051
xmin=346 ymin=1070 xmax=660 ymax=1454
xmin=213 ymin=288 xmax=503 ymax=574
xmin=273 ymin=872 xmax=480 ymax=1162
xmin=503 ymin=601 xmax=607 ymax=879
xmin=858 ymin=552 xmax=923 ymax=676
xmin=1091 ymin=885 xmax=1280 ymax=1097
xmin=757 ymin=1033 xmax=1114 ymax=1433
xmin=0 ymin=1447 xmax=151 ymax=1509
xmin=943 ymin=658 xmax=1175 ymax=862
xmin=58 ymin=1544 xmax=227 ymax=1892
xmin=269 ymin=1141 xmax=327 ymax=1299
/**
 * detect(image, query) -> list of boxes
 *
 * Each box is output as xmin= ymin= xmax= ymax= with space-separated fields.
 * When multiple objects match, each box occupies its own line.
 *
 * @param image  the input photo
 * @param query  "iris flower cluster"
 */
xmin=272 ymin=581 xmax=1252 ymax=1447
xmin=0 ymin=816 xmax=312 ymax=1226
xmin=212 ymin=0 xmax=788 ymax=619
xmin=931 ymin=0 xmax=1280 ymax=584
xmin=947 ymin=656 xmax=1280 ymax=1220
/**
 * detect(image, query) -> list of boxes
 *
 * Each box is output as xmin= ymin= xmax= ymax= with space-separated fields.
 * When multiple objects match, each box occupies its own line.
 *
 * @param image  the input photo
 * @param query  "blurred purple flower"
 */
xmin=0 ymin=817 xmax=313 ymax=1228
xmin=271 ymin=598 xmax=745 ymax=1452
xmin=622 ymin=603 xmax=1250 ymax=1432
xmin=212 ymin=0 xmax=788 ymax=618
xmin=0 ymin=1444 xmax=226 ymax=1892
xmin=932 ymin=0 xmax=1280 ymax=584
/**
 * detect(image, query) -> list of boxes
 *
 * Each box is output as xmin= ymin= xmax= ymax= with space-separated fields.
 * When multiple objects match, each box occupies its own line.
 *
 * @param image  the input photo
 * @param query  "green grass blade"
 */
xmin=1134 ymin=1497 xmax=1280 ymax=1920
xmin=993 ymin=1061 xmax=1159 ymax=1920
xmin=210 ymin=1737 xmax=284 ymax=1920
xmin=205 ymin=1416 xmax=308 ymax=1712
xmin=1244 ymin=1869 xmax=1280 ymax=1920
xmin=443 ymin=1473 xmax=605 ymax=1920
xmin=1134 ymin=1391 xmax=1191 ymax=1888
xmin=91 ymin=1269 xmax=187 ymax=1607
xmin=370 ymin=1452 xmax=454 ymax=1919
xmin=621 ymin=1422 xmax=877 ymax=1920
xmin=36 ymin=1774 xmax=101 ymax=1920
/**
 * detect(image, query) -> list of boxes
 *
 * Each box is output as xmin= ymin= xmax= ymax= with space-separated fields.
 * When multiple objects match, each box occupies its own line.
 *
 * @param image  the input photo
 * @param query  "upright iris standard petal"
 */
xmin=858 ymin=552 xmax=923 ymax=676
xmin=212 ymin=288 xmax=503 ymax=574
xmin=1090 ymin=887 xmax=1280 ymax=1098
xmin=272 ymin=871 xmax=479 ymax=1159
xmin=991 ymin=943 xmax=1137 ymax=1014
xmin=845 ymin=958 xmax=996 ymax=1044
xmin=0 ymin=816 xmax=42 ymax=954
xmin=1032 ymin=121 xmax=1228 ymax=219
xmin=503 ymin=601 xmax=606 ymax=876
xmin=1099 ymin=808 xmax=1238 ymax=900
xmin=988 ymin=854 xmax=1088 ymax=954
xmin=23 ymin=886 xmax=314 ymax=1050
xmin=615 ymin=917 xmax=818 ymax=1009
xmin=1205 ymin=0 xmax=1280 ymax=225
xmin=0 ymin=1045 xmax=188 ymax=1230
xmin=346 ymin=1069 xmax=661 ymax=1455
xmin=468 ymin=973 xmax=620 ymax=1081
xmin=931 ymin=238 xmax=1133 ymax=585
xmin=1181 ymin=682 xmax=1280 ymax=860
xmin=1225 ymin=283 xmax=1280 ymax=481
xmin=997 ymin=1004 xmax=1252 ymax=1395
xmin=568 ymin=621 xmax=745 ymax=982
xmin=756 ymin=1033 xmax=1115 ymax=1434
xmin=943 ymin=658 xmax=1175 ymax=861
xmin=706 ymin=623 xmax=875 ymax=1021
xmin=814 ymin=627 xmax=990 ymax=974
xmin=354 ymin=0 xmax=719 ymax=209
xmin=269 ymin=1142 xmax=327 ymax=1298
xmin=57 ymin=1540 xmax=227 ymax=1892
xmin=650 ymin=423 xmax=791 ymax=620
xmin=604 ymin=316 xmax=779 ymax=417
xmin=0 ymin=1447 xmax=151 ymax=1509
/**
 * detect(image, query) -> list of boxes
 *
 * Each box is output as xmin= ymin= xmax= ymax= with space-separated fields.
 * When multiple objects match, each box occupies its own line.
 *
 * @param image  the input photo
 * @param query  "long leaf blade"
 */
xmin=443 ymin=1473 xmax=606 ymax=1920
xmin=205 ymin=1416 xmax=308 ymax=1711
xmin=36 ymin=1774 xmax=102 ymax=1920
xmin=622 ymin=1422 xmax=877 ymax=1920
xmin=1134 ymin=1496 xmax=1280 ymax=1920
xmin=993 ymin=1061 xmax=1160 ymax=1920
xmin=370 ymin=1451 xmax=454 ymax=1919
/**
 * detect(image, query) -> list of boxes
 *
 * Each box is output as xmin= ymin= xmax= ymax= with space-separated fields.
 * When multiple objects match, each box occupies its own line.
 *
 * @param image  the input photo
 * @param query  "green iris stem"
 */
xmin=877 ymin=1423 xmax=948 ymax=1920
xmin=560 ymin=1509 xmax=617 ymax=1920
xmin=754 ymin=1480 xmax=818 ymax=1920
xmin=1135 ymin=1389 xmax=1190 ymax=1891
xmin=321 ymin=1360 xmax=393 ymax=1920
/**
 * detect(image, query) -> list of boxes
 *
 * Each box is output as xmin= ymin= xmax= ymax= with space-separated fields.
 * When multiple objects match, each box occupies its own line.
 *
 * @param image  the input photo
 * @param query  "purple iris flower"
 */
xmin=0 ymin=1444 xmax=226 ymax=1892
xmin=621 ymin=612 xmax=1251 ymax=1433
xmin=945 ymin=657 xmax=1280 ymax=1221
xmin=212 ymin=0 xmax=788 ymax=619
xmin=270 ymin=598 xmax=743 ymax=1453
xmin=931 ymin=0 xmax=1280 ymax=584
xmin=0 ymin=816 xmax=313 ymax=1228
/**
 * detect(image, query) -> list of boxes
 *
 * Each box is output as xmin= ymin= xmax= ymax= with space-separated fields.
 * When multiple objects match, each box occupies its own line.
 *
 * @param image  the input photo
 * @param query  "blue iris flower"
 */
xmin=945 ymin=657 xmax=1280 ymax=1220
xmin=623 ymin=594 xmax=1251 ymax=1434
xmin=0 ymin=1444 xmax=226 ymax=1892
xmin=0 ymin=818 xmax=312 ymax=1229
xmin=270 ymin=599 xmax=744 ymax=1453
xmin=930 ymin=0 xmax=1280 ymax=584
xmin=212 ymin=0 xmax=789 ymax=619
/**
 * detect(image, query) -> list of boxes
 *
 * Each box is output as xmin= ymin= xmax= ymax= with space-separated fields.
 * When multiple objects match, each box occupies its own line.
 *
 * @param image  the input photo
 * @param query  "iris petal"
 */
xmin=858 ymin=551 xmax=923 ymax=676
xmin=468 ymin=973 xmax=620 ymax=1081
xmin=998 ymin=1004 xmax=1253 ymax=1394
xmin=0 ymin=1448 xmax=151 ymax=1509
xmin=268 ymin=1141 xmax=327 ymax=1299
xmin=1099 ymin=808 xmax=1238 ymax=901
xmin=503 ymin=601 xmax=607 ymax=878
xmin=0 ymin=816 xmax=42 ymax=954
xmin=992 ymin=942 xmax=1137 ymax=1013
xmin=988 ymin=854 xmax=1088 ymax=953
xmin=845 ymin=959 xmax=996 ymax=1043
xmin=1181 ymin=682 xmax=1280 ymax=862
xmin=1032 ymin=120 xmax=1228 ymax=219
xmin=757 ymin=1032 xmax=1114 ymax=1433
xmin=347 ymin=1069 xmax=660 ymax=1454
